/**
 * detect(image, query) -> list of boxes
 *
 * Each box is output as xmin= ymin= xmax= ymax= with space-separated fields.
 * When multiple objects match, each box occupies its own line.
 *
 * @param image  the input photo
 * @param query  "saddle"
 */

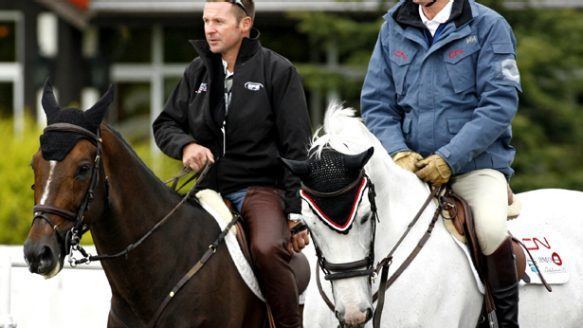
xmin=440 ymin=187 xmax=527 ymax=284
xmin=223 ymin=201 xmax=311 ymax=295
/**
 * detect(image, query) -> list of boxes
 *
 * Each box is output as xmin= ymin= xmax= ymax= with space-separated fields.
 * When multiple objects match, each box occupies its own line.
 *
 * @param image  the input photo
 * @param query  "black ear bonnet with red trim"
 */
xmin=282 ymin=147 xmax=374 ymax=233
xmin=39 ymin=80 xmax=113 ymax=161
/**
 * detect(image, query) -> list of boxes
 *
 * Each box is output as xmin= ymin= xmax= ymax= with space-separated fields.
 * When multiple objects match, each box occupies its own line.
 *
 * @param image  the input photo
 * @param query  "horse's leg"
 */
xmin=106 ymin=310 xmax=130 ymax=328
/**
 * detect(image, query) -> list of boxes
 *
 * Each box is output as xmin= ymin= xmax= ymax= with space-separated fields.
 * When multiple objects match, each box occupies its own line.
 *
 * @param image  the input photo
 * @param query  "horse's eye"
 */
xmin=31 ymin=184 xmax=35 ymax=191
xmin=360 ymin=213 xmax=372 ymax=224
xmin=76 ymin=164 xmax=92 ymax=178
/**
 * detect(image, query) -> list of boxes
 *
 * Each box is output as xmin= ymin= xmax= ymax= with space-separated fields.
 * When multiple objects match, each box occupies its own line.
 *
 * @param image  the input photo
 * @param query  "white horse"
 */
xmin=293 ymin=105 xmax=583 ymax=327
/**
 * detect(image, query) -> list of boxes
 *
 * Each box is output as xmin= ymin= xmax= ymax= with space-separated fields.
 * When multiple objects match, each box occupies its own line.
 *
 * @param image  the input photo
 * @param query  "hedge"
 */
xmin=0 ymin=118 xmax=182 ymax=245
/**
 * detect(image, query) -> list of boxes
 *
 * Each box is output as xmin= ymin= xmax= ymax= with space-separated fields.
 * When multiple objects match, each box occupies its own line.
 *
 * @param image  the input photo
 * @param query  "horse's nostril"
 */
xmin=37 ymin=246 xmax=55 ymax=274
xmin=40 ymin=246 xmax=53 ymax=261
xmin=364 ymin=308 xmax=373 ymax=322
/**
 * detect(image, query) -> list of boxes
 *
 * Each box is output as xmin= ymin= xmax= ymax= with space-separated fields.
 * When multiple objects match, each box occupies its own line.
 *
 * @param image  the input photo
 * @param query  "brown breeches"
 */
xmin=241 ymin=186 xmax=301 ymax=328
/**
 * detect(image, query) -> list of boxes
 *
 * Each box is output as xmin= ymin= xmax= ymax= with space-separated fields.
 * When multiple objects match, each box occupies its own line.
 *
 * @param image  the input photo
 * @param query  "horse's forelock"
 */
xmin=309 ymin=103 xmax=371 ymax=158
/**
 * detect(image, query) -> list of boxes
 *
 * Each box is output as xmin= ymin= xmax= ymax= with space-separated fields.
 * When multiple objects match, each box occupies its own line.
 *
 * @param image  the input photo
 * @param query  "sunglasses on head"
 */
xmin=228 ymin=0 xmax=249 ymax=16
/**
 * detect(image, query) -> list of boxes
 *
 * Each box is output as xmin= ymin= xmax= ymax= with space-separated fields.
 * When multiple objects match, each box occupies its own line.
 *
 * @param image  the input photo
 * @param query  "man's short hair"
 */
xmin=207 ymin=0 xmax=255 ymax=21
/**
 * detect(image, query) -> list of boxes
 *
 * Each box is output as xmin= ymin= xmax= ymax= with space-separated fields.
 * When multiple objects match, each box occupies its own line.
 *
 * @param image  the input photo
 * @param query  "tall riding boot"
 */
xmin=486 ymin=237 xmax=519 ymax=328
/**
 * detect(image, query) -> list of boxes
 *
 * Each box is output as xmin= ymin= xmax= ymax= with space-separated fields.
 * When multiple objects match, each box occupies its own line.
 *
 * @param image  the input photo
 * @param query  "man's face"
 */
xmin=412 ymin=0 xmax=437 ymax=6
xmin=203 ymin=2 xmax=247 ymax=55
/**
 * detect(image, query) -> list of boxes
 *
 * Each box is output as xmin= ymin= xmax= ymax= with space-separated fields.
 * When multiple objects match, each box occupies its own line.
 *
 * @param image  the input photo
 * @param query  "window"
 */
xmin=0 ymin=21 xmax=15 ymax=62
xmin=0 ymin=82 xmax=13 ymax=117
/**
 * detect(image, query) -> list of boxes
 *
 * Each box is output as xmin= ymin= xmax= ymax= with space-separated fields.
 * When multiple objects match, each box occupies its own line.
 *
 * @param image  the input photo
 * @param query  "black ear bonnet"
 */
xmin=39 ymin=81 xmax=113 ymax=161
xmin=302 ymin=148 xmax=365 ymax=193
xmin=282 ymin=147 xmax=374 ymax=234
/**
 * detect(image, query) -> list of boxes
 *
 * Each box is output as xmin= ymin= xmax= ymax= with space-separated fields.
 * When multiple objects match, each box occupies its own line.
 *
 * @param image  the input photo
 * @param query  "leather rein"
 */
xmin=32 ymin=123 xmax=239 ymax=327
xmin=310 ymin=175 xmax=444 ymax=328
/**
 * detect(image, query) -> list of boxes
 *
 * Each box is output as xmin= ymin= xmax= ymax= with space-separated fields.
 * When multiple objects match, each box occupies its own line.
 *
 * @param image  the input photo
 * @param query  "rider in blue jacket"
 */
xmin=361 ymin=0 xmax=521 ymax=326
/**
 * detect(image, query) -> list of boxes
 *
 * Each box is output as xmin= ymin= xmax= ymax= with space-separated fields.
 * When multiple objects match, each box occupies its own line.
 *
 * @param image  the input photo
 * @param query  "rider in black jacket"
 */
xmin=153 ymin=1 xmax=311 ymax=327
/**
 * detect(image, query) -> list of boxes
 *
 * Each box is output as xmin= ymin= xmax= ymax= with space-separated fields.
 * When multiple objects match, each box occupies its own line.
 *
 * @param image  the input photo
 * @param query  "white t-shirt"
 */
xmin=222 ymin=59 xmax=234 ymax=114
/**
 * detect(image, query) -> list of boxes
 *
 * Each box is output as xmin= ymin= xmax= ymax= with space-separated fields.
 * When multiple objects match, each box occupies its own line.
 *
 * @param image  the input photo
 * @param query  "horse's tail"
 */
xmin=310 ymin=102 xmax=372 ymax=156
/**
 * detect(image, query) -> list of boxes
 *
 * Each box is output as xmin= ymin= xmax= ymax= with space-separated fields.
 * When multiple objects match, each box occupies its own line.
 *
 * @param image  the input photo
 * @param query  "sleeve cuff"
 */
xmin=288 ymin=213 xmax=304 ymax=222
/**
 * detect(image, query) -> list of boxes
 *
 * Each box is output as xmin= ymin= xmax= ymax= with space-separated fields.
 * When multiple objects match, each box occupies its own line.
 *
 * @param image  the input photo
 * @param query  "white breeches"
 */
xmin=450 ymin=169 xmax=509 ymax=256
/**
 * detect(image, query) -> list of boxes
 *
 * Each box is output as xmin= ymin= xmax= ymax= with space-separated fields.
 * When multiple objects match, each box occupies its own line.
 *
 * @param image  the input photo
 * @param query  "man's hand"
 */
xmin=288 ymin=220 xmax=309 ymax=253
xmin=392 ymin=151 xmax=423 ymax=173
xmin=182 ymin=143 xmax=215 ymax=173
xmin=415 ymin=154 xmax=452 ymax=186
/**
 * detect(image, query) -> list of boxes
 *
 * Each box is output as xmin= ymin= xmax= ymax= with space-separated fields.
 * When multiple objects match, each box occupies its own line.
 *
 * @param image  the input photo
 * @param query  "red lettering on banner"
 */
xmin=552 ymin=252 xmax=563 ymax=266
xmin=522 ymin=237 xmax=552 ymax=251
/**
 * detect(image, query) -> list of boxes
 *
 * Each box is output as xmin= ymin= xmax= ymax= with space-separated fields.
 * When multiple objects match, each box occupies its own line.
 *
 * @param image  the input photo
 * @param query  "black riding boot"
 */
xmin=486 ymin=237 xmax=519 ymax=328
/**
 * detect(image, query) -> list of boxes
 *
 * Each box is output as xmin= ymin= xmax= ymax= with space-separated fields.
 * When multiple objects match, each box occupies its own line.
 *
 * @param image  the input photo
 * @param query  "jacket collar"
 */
xmin=189 ymin=28 xmax=261 ymax=67
xmin=392 ymin=0 xmax=473 ymax=29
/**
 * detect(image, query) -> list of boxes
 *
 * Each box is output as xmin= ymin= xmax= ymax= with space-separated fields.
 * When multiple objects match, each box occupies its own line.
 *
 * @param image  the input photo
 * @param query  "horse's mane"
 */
xmin=103 ymin=124 xmax=180 ymax=195
xmin=310 ymin=103 xmax=375 ymax=158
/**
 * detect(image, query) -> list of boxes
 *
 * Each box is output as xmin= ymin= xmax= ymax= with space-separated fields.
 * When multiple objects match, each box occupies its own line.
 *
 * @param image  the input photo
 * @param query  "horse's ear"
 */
xmin=85 ymin=84 xmax=114 ymax=125
xmin=345 ymin=147 xmax=374 ymax=169
xmin=280 ymin=158 xmax=309 ymax=178
xmin=41 ymin=79 xmax=60 ymax=120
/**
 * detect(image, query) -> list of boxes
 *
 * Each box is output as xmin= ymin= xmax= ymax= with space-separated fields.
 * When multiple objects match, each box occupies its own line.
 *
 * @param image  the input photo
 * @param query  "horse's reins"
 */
xmin=71 ymin=164 xmax=210 ymax=265
xmin=312 ymin=179 xmax=443 ymax=328
xmin=33 ymin=123 xmax=241 ymax=327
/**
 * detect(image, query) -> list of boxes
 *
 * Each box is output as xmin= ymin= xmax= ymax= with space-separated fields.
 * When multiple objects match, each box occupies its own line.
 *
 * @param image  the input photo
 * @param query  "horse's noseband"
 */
xmin=32 ymin=123 xmax=105 ymax=257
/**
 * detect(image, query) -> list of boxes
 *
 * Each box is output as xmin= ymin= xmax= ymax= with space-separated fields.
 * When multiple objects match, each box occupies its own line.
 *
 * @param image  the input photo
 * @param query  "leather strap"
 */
xmin=371 ymin=201 xmax=441 ymax=327
xmin=44 ymin=123 xmax=100 ymax=144
xmin=512 ymin=237 xmax=552 ymax=292
xmin=147 ymin=212 xmax=240 ymax=328
xmin=33 ymin=205 xmax=77 ymax=222
xmin=316 ymin=261 xmax=337 ymax=312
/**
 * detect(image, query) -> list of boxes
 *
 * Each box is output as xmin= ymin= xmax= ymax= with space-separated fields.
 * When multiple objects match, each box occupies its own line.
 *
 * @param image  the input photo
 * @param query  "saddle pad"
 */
xmin=509 ymin=223 xmax=569 ymax=285
xmin=195 ymin=189 xmax=265 ymax=301
xmin=449 ymin=235 xmax=486 ymax=294
xmin=448 ymin=222 xmax=569 ymax=291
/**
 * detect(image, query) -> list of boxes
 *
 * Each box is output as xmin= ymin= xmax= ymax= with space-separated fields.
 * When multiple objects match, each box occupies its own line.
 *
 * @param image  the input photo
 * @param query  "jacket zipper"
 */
xmin=221 ymin=119 xmax=227 ymax=157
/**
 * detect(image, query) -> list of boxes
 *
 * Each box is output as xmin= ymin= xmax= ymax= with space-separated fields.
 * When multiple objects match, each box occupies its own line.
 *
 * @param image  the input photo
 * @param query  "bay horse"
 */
xmin=23 ymin=82 xmax=266 ymax=327
xmin=284 ymin=104 xmax=583 ymax=327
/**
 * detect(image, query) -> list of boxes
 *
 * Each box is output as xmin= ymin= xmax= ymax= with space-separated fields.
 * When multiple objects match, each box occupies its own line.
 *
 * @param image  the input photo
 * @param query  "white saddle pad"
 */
xmin=195 ymin=189 xmax=265 ymax=301
xmin=511 ymin=223 xmax=569 ymax=285
xmin=447 ymin=218 xmax=569 ymax=294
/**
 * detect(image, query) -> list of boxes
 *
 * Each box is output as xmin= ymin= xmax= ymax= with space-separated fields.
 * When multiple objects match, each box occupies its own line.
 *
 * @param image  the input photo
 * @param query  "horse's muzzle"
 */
xmin=336 ymin=305 xmax=373 ymax=328
xmin=23 ymin=238 xmax=59 ymax=275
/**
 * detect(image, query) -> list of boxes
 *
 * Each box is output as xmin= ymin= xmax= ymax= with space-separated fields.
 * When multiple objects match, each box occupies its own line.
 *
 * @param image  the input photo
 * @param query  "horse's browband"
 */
xmin=44 ymin=123 xmax=100 ymax=144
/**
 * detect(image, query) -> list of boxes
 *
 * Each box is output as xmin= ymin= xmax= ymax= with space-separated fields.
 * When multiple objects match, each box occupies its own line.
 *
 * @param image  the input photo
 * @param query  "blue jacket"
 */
xmin=361 ymin=0 xmax=521 ymax=178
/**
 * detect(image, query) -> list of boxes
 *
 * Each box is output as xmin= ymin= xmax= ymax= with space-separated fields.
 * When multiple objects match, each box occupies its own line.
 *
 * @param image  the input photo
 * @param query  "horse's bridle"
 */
xmin=307 ymin=172 xmax=444 ymax=328
xmin=32 ymin=123 xmax=105 ymax=257
xmin=302 ymin=173 xmax=379 ymax=282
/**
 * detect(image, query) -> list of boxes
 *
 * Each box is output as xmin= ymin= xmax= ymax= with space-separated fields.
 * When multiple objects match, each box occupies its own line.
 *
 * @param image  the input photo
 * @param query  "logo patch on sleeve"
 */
xmin=501 ymin=59 xmax=520 ymax=83
xmin=195 ymin=83 xmax=208 ymax=94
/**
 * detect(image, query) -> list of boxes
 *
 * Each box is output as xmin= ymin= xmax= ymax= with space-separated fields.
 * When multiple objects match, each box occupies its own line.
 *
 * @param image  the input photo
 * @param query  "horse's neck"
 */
xmin=366 ymin=147 xmax=436 ymax=261
xmin=93 ymin=126 xmax=218 ymax=320
xmin=97 ymin=126 xmax=179 ymax=245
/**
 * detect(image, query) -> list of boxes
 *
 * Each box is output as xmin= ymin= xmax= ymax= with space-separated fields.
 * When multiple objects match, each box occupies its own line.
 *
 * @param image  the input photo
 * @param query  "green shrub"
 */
xmin=0 ymin=118 xmax=183 ymax=245
xmin=0 ymin=118 xmax=39 ymax=244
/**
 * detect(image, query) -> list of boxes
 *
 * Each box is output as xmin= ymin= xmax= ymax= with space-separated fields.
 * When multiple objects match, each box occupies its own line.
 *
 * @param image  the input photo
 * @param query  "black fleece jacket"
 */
xmin=152 ymin=30 xmax=311 ymax=214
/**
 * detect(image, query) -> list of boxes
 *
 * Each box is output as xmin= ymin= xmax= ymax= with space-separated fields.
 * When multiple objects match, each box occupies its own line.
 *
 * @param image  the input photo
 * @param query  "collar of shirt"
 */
xmin=222 ymin=59 xmax=234 ymax=78
xmin=419 ymin=0 xmax=453 ymax=36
